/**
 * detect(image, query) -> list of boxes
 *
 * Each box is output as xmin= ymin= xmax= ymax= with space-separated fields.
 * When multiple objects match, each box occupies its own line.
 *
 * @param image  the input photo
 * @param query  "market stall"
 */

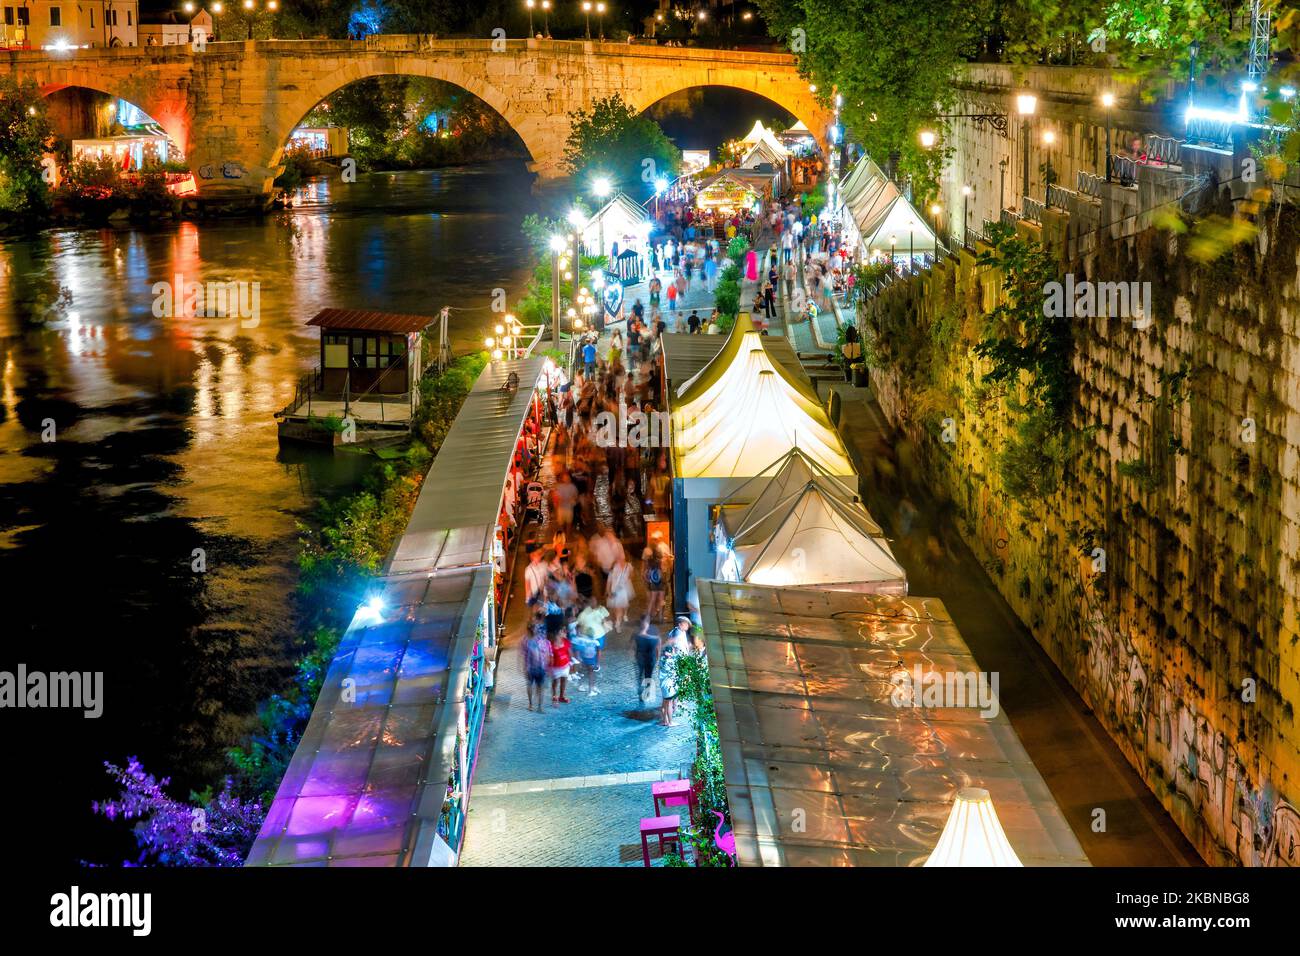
xmin=580 ymin=192 xmax=652 ymax=267
xmin=248 ymin=355 xmax=551 ymax=868
xmin=694 ymin=173 xmax=760 ymax=216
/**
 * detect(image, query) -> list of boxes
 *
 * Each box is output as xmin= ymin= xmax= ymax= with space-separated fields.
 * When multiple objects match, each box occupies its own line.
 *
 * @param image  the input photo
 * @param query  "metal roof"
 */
xmin=306 ymin=308 xmax=438 ymax=334
xmin=699 ymin=580 xmax=1090 ymax=867
xmin=389 ymin=355 xmax=549 ymax=575
xmin=247 ymin=566 xmax=491 ymax=867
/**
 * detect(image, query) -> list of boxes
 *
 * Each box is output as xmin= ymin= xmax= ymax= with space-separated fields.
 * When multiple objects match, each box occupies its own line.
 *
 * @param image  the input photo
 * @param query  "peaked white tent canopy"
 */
xmin=739 ymin=136 xmax=788 ymax=171
xmin=721 ymin=480 xmax=907 ymax=593
xmin=837 ymin=155 xmax=889 ymax=211
xmin=672 ymin=313 xmax=853 ymax=479
xmin=717 ymin=446 xmax=871 ymax=544
xmin=739 ymin=120 xmax=790 ymax=160
xmin=924 ymin=788 xmax=1024 ymax=867
xmin=849 ymin=178 xmax=937 ymax=257
xmin=580 ymin=193 xmax=651 ymax=261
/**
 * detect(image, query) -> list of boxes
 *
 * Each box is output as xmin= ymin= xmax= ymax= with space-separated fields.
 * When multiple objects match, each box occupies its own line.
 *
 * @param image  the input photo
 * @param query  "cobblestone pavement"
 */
xmin=461 ymin=781 xmax=691 ymax=867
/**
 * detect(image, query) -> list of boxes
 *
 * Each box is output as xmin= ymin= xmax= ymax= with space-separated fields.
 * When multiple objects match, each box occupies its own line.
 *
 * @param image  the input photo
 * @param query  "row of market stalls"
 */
xmin=248 ymin=355 xmax=556 ymax=867
xmin=663 ymin=312 xmax=903 ymax=595
xmin=661 ymin=315 xmax=1088 ymax=866
xmin=834 ymin=154 xmax=939 ymax=267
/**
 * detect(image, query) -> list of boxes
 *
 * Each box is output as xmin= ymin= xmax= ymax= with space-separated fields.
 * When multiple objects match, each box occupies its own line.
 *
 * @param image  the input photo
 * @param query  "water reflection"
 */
xmin=0 ymin=161 xmax=538 ymax=863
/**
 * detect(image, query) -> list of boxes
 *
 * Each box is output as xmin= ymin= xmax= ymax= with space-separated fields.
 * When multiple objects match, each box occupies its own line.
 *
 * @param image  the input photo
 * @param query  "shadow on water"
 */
xmin=0 ymin=160 xmax=539 ymax=863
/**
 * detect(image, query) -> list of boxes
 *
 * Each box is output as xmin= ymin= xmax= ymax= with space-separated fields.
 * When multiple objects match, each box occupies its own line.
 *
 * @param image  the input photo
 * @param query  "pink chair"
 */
xmin=640 ymin=814 xmax=681 ymax=866
xmin=652 ymin=778 xmax=696 ymax=824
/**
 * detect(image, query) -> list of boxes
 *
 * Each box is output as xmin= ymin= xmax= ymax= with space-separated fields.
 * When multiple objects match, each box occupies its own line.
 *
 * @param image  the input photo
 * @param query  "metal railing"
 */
xmin=1021 ymin=196 xmax=1045 ymax=223
xmin=1108 ymin=154 xmax=1138 ymax=185
xmin=1046 ymin=182 xmax=1074 ymax=209
xmin=1145 ymin=134 xmax=1184 ymax=167
xmin=1000 ymin=208 xmax=1020 ymax=228
xmin=1076 ymin=169 xmax=1103 ymax=199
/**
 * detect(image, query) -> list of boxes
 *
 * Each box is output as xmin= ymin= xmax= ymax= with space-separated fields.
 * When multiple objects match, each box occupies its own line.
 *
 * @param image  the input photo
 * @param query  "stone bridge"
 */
xmin=0 ymin=35 xmax=830 ymax=199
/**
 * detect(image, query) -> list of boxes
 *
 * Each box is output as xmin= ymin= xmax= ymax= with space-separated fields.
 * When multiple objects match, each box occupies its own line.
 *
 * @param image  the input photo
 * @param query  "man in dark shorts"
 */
xmin=687 ymin=310 xmax=701 ymax=334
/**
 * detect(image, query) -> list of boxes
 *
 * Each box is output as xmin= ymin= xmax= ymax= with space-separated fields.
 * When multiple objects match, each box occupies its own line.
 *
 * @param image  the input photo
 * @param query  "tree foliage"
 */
xmin=0 ymin=77 xmax=54 ymax=224
xmin=563 ymin=94 xmax=680 ymax=200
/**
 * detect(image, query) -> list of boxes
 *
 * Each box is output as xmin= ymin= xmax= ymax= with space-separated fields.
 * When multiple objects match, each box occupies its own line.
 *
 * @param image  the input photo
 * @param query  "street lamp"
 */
xmin=550 ymin=234 xmax=566 ymax=349
xmin=919 ymin=129 xmax=937 ymax=149
xmin=1016 ymin=92 xmax=1037 ymax=206
xmin=541 ymin=0 xmax=551 ymax=37
xmin=888 ymin=234 xmax=896 ymax=267
xmin=526 ymin=0 xmax=535 ymax=37
xmin=653 ymin=176 xmax=667 ymax=216
xmin=929 ymin=203 xmax=942 ymax=241
xmin=582 ymin=1 xmax=592 ymax=39
xmin=1041 ymin=128 xmax=1056 ymax=198
xmin=596 ymin=1 xmax=605 ymax=40
xmin=961 ymin=184 xmax=971 ymax=245
xmin=592 ymin=176 xmax=611 ymax=198
xmin=1100 ymin=91 xmax=1115 ymax=182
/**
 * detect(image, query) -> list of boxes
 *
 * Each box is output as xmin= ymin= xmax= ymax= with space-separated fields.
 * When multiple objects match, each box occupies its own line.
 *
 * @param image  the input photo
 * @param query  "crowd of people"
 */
xmin=517 ymin=336 xmax=702 ymax=727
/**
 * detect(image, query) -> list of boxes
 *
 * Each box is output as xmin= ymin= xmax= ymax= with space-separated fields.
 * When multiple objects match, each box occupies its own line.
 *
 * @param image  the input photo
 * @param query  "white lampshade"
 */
xmin=923 ymin=787 xmax=1023 ymax=867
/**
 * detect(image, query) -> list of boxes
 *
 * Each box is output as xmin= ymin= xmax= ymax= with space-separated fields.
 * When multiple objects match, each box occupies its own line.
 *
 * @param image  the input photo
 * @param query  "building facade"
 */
xmin=1 ymin=1 xmax=139 ymax=50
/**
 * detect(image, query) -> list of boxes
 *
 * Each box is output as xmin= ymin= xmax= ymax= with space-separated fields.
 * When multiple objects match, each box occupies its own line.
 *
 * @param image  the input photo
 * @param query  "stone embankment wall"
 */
xmin=862 ymin=198 xmax=1300 ymax=866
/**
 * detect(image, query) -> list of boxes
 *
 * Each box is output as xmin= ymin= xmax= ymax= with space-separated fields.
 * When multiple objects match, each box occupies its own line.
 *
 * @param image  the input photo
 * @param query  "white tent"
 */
xmin=672 ymin=313 xmax=854 ymax=479
xmin=739 ymin=137 xmax=788 ymax=171
xmin=580 ymin=193 xmax=651 ymax=262
xmin=739 ymin=120 xmax=790 ymax=160
xmin=924 ymin=788 xmax=1024 ymax=867
xmin=848 ymin=178 xmax=937 ymax=259
xmin=717 ymin=446 xmax=871 ymax=545
xmin=722 ymin=480 xmax=907 ymax=593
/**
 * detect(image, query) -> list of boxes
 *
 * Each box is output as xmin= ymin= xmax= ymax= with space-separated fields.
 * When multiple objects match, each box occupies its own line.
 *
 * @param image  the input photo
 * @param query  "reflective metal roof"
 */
xmin=698 ymin=581 xmax=1090 ymax=867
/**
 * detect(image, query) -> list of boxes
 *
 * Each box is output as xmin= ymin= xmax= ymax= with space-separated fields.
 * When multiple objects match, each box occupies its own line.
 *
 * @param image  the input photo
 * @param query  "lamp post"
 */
xmin=542 ymin=0 xmax=551 ymax=37
xmin=929 ymin=203 xmax=942 ymax=246
xmin=582 ymin=1 xmax=592 ymax=38
xmin=889 ymin=234 xmax=896 ymax=268
xmin=526 ymin=0 xmax=534 ymax=36
xmin=596 ymin=1 xmax=605 ymax=40
xmin=550 ymin=234 xmax=565 ymax=349
xmin=1041 ymin=128 xmax=1056 ymax=201
xmin=568 ymin=207 xmax=586 ymax=299
xmin=1101 ymin=91 xmax=1115 ymax=182
xmin=1016 ymin=92 xmax=1037 ymax=208
xmin=961 ymin=184 xmax=971 ymax=247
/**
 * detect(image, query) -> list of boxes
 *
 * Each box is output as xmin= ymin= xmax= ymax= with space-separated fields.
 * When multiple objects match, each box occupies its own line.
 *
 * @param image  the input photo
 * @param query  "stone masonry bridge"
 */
xmin=0 ymin=35 xmax=831 ymax=199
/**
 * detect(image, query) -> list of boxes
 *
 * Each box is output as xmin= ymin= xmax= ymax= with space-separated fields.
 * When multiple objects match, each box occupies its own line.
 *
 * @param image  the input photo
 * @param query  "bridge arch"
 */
xmin=266 ymin=57 xmax=545 ymax=179
xmin=628 ymin=72 xmax=832 ymax=158
xmin=31 ymin=66 xmax=190 ymax=155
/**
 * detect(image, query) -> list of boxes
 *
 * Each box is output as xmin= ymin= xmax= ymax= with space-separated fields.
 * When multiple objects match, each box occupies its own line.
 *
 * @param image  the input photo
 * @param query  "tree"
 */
xmin=563 ymin=94 xmax=680 ymax=201
xmin=754 ymin=0 xmax=984 ymax=202
xmin=0 ymin=77 xmax=54 ymax=225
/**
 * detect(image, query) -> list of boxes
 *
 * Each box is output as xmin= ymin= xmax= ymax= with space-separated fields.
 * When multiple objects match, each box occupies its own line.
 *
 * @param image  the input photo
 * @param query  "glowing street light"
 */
xmin=541 ymin=0 xmax=552 ymax=37
xmin=1016 ymin=91 xmax=1037 ymax=204
xmin=596 ymin=1 xmax=606 ymax=40
xmin=919 ymin=129 xmax=937 ymax=149
xmin=592 ymin=176 xmax=612 ymax=198
xmin=526 ymin=0 xmax=535 ymax=36
xmin=1101 ymin=91 xmax=1116 ymax=182
xmin=583 ymin=1 xmax=592 ymax=38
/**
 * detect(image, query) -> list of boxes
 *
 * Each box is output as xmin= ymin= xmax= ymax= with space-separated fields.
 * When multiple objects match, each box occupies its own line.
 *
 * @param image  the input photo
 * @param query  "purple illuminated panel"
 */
xmin=245 ymin=567 xmax=491 ymax=867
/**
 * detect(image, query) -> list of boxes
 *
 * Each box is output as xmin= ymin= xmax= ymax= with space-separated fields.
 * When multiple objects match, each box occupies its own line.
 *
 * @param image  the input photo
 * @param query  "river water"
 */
xmin=0 ymin=161 xmax=540 ymax=864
